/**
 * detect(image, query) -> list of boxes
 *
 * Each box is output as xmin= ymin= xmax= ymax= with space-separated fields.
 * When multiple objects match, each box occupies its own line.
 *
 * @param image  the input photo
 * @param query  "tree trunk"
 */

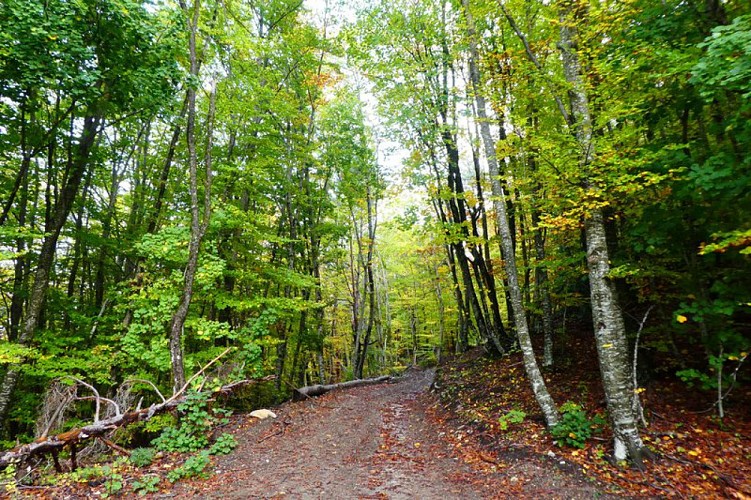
xmin=443 ymin=129 xmax=504 ymax=355
xmin=8 ymin=162 xmax=30 ymax=343
xmin=558 ymin=0 xmax=646 ymax=465
xmin=469 ymin=137 xmax=511 ymax=348
xmin=532 ymin=207 xmax=555 ymax=367
xmin=169 ymin=1 xmax=214 ymax=393
xmin=147 ymin=94 xmax=190 ymax=234
xmin=462 ymin=0 xmax=558 ymax=427
xmin=0 ymin=112 xmax=102 ymax=432
xmin=293 ymin=375 xmax=391 ymax=401
xmin=431 ymin=193 xmax=468 ymax=353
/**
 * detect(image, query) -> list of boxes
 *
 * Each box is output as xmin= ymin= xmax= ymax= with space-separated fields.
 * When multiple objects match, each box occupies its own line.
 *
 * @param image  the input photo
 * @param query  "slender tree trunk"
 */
xmin=463 ymin=0 xmax=558 ymax=426
xmin=532 ymin=207 xmax=555 ymax=367
xmin=443 ymin=129 xmax=504 ymax=354
xmin=558 ymin=0 xmax=646 ymax=465
xmin=64 ymin=171 xmax=93 ymax=328
xmin=169 ymin=1 xmax=214 ymax=393
xmin=0 ymin=112 xmax=102 ymax=432
xmin=349 ymin=225 xmax=363 ymax=377
xmin=431 ymin=188 xmax=468 ymax=352
xmin=469 ymin=136 xmax=510 ymax=347
xmin=9 ymin=164 xmax=30 ymax=342
xmin=434 ymin=261 xmax=446 ymax=362
xmin=355 ymin=189 xmax=378 ymax=379
xmin=448 ymin=245 xmax=469 ymax=352
xmin=95 ymin=158 xmax=126 ymax=309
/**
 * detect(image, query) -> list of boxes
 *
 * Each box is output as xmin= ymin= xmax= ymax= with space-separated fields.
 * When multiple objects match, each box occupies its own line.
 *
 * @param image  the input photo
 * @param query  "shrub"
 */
xmin=498 ymin=409 xmax=526 ymax=431
xmin=129 ymin=447 xmax=156 ymax=468
xmin=550 ymin=401 xmax=596 ymax=449
xmin=209 ymin=433 xmax=237 ymax=456
xmin=167 ymin=451 xmax=211 ymax=483
xmin=152 ymin=391 xmax=231 ymax=453
xmin=131 ymin=474 xmax=160 ymax=495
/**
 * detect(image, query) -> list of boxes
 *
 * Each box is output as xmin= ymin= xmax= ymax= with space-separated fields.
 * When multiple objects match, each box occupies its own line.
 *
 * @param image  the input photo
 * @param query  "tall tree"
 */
xmin=461 ymin=0 xmax=559 ymax=427
xmin=0 ymin=0 xmax=178 ymax=431
xmin=168 ymin=0 xmax=214 ymax=394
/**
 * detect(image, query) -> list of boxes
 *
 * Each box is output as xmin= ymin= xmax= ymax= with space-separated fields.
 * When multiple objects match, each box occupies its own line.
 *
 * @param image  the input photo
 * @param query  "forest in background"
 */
xmin=0 ymin=0 xmax=749 ymax=470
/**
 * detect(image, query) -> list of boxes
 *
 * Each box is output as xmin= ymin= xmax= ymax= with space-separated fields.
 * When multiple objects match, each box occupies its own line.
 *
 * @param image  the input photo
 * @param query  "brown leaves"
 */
xmin=433 ymin=342 xmax=751 ymax=498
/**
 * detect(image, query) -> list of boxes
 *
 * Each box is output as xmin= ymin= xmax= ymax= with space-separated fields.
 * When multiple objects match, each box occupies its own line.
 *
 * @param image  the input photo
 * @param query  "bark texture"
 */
xmin=558 ymin=0 xmax=645 ymax=465
xmin=462 ymin=0 xmax=559 ymax=427
xmin=292 ymin=375 xmax=392 ymax=401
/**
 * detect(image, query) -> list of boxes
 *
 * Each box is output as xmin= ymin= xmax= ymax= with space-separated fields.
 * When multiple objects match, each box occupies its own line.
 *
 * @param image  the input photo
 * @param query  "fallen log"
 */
xmin=0 ymin=375 xmax=275 ymax=471
xmin=292 ymin=375 xmax=391 ymax=401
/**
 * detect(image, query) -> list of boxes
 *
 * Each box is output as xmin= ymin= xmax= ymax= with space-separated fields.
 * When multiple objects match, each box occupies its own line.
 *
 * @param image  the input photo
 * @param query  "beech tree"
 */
xmin=555 ymin=0 xmax=647 ymax=464
xmin=461 ymin=0 xmax=559 ymax=427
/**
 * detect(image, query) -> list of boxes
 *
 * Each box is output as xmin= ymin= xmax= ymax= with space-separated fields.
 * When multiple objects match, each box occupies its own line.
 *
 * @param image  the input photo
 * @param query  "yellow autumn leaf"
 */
xmin=676 ymin=314 xmax=688 ymax=323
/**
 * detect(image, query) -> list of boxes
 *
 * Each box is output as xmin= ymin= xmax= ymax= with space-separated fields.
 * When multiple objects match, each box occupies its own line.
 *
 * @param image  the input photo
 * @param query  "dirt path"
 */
xmin=171 ymin=369 xmax=604 ymax=499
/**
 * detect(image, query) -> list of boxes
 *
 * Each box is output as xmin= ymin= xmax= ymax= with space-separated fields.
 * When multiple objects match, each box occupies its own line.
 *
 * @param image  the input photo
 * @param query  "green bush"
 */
xmin=129 ymin=447 xmax=155 ymax=468
xmin=209 ymin=433 xmax=237 ymax=455
xmin=131 ymin=474 xmax=160 ymax=495
xmin=498 ymin=409 xmax=526 ymax=431
xmin=152 ymin=392 xmax=231 ymax=453
xmin=167 ymin=451 xmax=210 ymax=483
xmin=550 ymin=401 xmax=597 ymax=449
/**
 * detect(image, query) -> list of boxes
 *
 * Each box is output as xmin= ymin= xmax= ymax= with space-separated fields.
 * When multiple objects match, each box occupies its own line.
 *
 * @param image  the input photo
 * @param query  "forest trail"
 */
xmin=171 ymin=370 xmax=604 ymax=499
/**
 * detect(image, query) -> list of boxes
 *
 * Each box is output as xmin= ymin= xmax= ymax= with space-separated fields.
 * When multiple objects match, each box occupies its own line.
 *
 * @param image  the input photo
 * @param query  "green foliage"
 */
xmin=58 ymin=461 xmax=126 ymax=496
xmin=209 ymin=433 xmax=238 ymax=456
xmin=152 ymin=392 xmax=231 ymax=453
xmin=700 ymin=229 xmax=751 ymax=256
xmin=1 ymin=464 xmax=17 ymax=496
xmin=129 ymin=447 xmax=156 ymax=468
xmin=691 ymin=15 xmax=751 ymax=100
xmin=677 ymin=351 xmax=748 ymax=391
xmin=131 ymin=474 xmax=160 ymax=495
xmin=1 ymin=0 xmax=749 ymax=472
xmin=550 ymin=402 xmax=599 ymax=449
xmin=144 ymin=413 xmax=177 ymax=434
xmin=103 ymin=470 xmax=124 ymax=498
xmin=498 ymin=409 xmax=526 ymax=431
xmin=167 ymin=451 xmax=210 ymax=483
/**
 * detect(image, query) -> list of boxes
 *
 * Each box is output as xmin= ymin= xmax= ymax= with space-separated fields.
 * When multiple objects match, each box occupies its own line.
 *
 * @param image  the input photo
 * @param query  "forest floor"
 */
xmin=28 ymin=367 xmax=608 ymax=499
xmin=431 ymin=341 xmax=751 ymax=498
xmin=166 ymin=367 xmax=606 ymax=499
xmin=16 ymin=340 xmax=751 ymax=498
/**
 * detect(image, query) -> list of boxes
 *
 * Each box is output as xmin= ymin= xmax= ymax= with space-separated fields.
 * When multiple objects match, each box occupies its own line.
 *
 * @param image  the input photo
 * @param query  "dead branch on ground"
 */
xmin=0 ymin=374 xmax=275 ymax=471
xmin=292 ymin=375 xmax=391 ymax=401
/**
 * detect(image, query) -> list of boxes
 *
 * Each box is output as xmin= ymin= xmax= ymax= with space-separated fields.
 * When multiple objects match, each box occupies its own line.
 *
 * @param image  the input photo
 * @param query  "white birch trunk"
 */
xmin=462 ymin=0 xmax=559 ymax=427
xmin=558 ymin=0 xmax=646 ymax=465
